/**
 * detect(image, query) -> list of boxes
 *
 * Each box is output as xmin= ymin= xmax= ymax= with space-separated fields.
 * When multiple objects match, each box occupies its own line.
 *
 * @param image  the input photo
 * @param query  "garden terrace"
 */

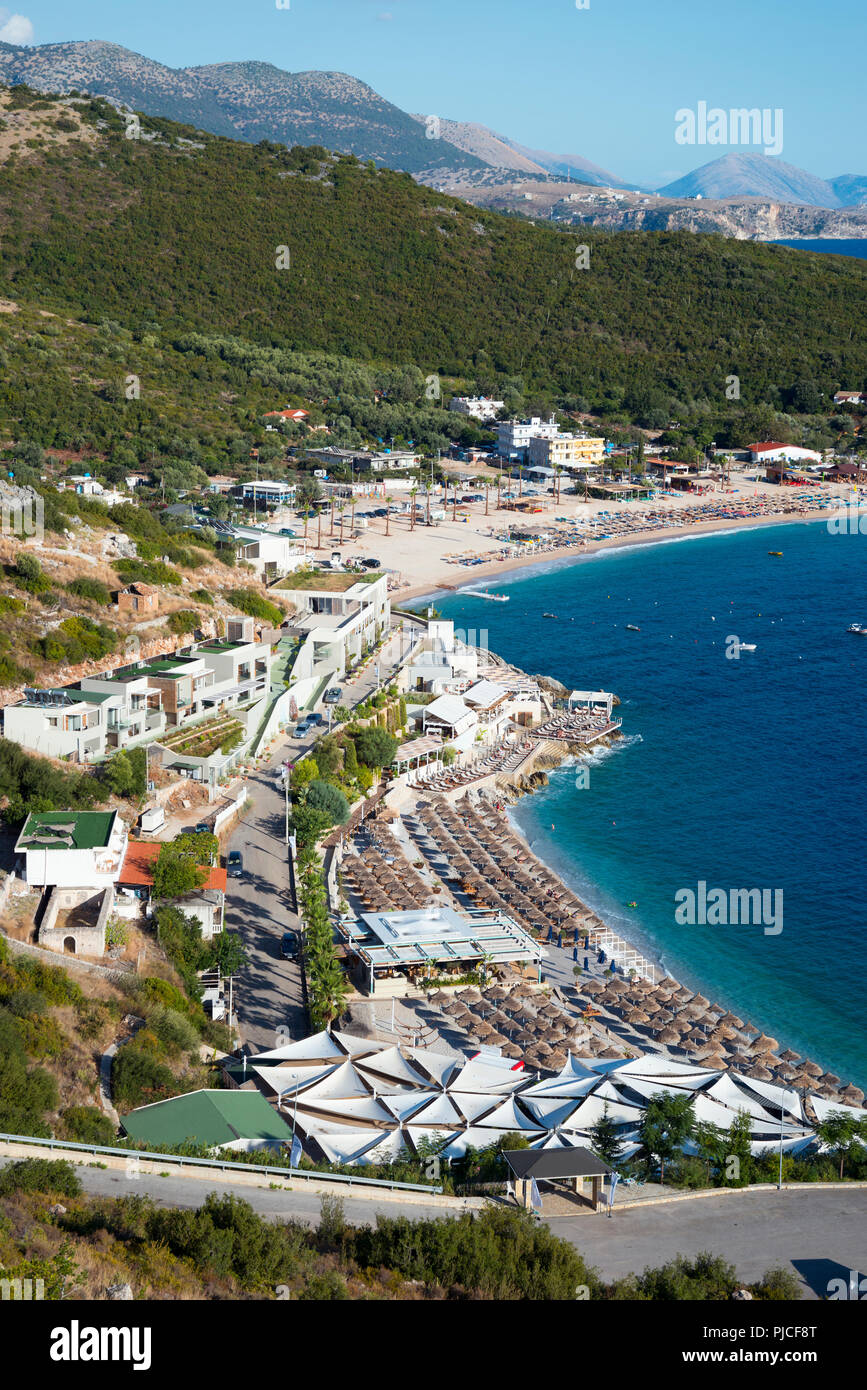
xmin=157 ymin=714 xmax=244 ymax=759
xmin=273 ymin=570 xmax=383 ymax=593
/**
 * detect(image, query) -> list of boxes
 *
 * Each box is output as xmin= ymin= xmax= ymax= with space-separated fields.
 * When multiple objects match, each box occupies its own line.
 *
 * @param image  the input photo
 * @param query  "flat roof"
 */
xmin=16 ymin=811 xmax=117 ymax=852
xmin=119 ymin=841 xmax=227 ymax=892
xmin=196 ymin=641 xmax=250 ymax=654
xmin=273 ymin=570 xmax=383 ymax=593
xmin=344 ymin=906 xmax=545 ymax=968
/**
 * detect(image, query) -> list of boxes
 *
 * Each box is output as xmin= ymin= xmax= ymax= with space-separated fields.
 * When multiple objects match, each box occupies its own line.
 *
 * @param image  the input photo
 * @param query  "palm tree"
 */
xmin=329 ymin=494 xmax=336 ymax=535
xmin=425 ymin=486 xmax=431 ymax=526
xmin=495 ymin=472 xmax=503 ymax=511
xmin=484 ymin=480 xmax=490 ymax=516
xmin=350 ymin=497 xmax=357 ymax=534
xmin=518 ymin=462 xmax=524 ymax=499
xmin=554 ymin=465 xmax=562 ymax=504
xmin=451 ymin=480 xmax=458 ymax=522
xmin=409 ymin=484 xmax=418 ymax=531
xmin=338 ymin=504 xmax=346 ymax=544
xmin=317 ymin=507 xmax=322 ymax=550
xmin=385 ymin=495 xmax=394 ymax=537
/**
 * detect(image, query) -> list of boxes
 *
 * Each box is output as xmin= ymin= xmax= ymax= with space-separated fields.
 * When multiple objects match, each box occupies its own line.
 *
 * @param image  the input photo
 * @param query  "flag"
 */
xmin=290 ymin=1135 xmax=303 ymax=1168
xmin=530 ymin=1178 xmax=542 ymax=1211
xmin=506 ymin=1179 xmax=515 ymax=1200
xmin=608 ymin=1172 xmax=620 ymax=1210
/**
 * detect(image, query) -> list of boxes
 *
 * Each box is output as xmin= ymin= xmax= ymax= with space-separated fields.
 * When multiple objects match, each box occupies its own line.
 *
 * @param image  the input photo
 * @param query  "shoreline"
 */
xmin=397 ymin=507 xmax=828 ymax=604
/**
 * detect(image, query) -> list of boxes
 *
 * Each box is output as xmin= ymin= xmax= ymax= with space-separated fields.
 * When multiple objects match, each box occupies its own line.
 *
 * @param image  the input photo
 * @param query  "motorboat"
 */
xmin=768 ymin=550 xmax=783 ymax=557
xmin=469 ymin=589 xmax=510 ymax=602
xmin=847 ymin=623 xmax=867 ymax=635
xmin=625 ymin=623 xmax=641 ymax=632
xmin=739 ymin=642 xmax=757 ymax=652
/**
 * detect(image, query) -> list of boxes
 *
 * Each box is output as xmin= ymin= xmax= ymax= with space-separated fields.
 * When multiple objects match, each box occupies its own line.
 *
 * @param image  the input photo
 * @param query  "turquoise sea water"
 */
xmin=432 ymin=521 xmax=867 ymax=1087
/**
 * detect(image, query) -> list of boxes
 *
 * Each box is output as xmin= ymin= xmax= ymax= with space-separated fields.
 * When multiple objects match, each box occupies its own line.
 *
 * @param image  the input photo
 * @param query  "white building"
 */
xmin=402 ymin=619 xmax=479 ymax=695
xmin=449 ymin=396 xmax=505 ymax=422
xmin=497 ymin=415 xmax=560 ymax=461
xmin=3 ymin=636 xmax=273 ymax=764
xmin=232 ymin=526 xmax=307 ymax=581
xmin=747 ymin=442 xmax=823 ymax=465
xmin=15 ymin=810 xmax=129 ymax=889
xmin=420 ymin=693 xmax=478 ymax=750
xmin=277 ymin=570 xmax=390 ymax=682
xmin=234 ymin=480 xmax=297 ymax=508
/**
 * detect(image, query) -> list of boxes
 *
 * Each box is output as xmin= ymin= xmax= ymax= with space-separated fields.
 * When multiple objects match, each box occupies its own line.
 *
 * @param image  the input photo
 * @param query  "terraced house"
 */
xmin=2 ymin=634 xmax=273 ymax=764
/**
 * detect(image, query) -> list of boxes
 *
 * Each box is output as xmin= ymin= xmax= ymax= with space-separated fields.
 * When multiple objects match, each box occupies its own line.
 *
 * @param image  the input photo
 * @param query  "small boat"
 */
xmin=469 ymin=589 xmax=510 ymax=602
xmin=625 ymin=623 xmax=641 ymax=632
xmin=768 ymin=550 xmax=783 ymax=557
xmin=847 ymin=623 xmax=867 ymax=635
xmin=739 ymin=642 xmax=757 ymax=652
xmin=543 ymin=613 xmax=558 ymax=619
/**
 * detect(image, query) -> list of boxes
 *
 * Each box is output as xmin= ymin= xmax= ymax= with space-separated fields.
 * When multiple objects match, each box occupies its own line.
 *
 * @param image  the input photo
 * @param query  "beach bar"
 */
xmin=338 ymin=904 xmax=546 ymax=996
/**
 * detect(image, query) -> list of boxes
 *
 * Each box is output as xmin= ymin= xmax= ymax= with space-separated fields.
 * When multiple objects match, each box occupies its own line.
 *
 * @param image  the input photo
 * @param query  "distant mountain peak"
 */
xmin=657 ymin=153 xmax=841 ymax=208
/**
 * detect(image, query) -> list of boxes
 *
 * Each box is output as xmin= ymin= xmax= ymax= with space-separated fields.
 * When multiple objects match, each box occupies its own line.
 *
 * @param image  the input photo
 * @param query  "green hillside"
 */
xmin=0 ymin=86 xmax=865 ymax=434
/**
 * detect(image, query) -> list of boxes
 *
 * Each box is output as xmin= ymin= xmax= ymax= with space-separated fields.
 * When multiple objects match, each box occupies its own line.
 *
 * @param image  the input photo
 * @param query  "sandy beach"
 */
xmin=311 ymin=472 xmax=848 ymax=601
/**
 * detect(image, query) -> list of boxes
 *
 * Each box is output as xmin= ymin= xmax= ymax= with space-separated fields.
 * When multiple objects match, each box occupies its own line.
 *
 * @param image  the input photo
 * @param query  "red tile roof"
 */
xmin=120 ymin=840 xmax=227 ymax=892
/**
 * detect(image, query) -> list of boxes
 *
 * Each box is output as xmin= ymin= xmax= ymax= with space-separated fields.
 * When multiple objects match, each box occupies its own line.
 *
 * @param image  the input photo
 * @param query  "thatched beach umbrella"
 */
xmin=779 ymin=1048 xmax=801 ymax=1064
xmin=753 ymin=1033 xmax=779 ymax=1053
xmin=840 ymin=1084 xmax=865 ymax=1105
xmin=657 ymin=1027 xmax=682 ymax=1046
xmin=801 ymin=1060 xmax=823 ymax=1077
xmin=599 ymin=1046 xmax=624 ymax=1059
xmin=429 ymin=990 xmax=450 ymax=1005
xmin=819 ymin=1071 xmax=841 ymax=1088
xmin=748 ymin=1065 xmax=774 ymax=1082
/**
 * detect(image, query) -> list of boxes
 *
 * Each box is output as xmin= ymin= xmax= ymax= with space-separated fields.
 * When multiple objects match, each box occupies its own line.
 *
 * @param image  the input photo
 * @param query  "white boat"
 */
xmin=739 ymin=642 xmax=757 ymax=652
xmin=469 ymin=589 xmax=510 ymax=602
xmin=847 ymin=623 xmax=867 ymax=635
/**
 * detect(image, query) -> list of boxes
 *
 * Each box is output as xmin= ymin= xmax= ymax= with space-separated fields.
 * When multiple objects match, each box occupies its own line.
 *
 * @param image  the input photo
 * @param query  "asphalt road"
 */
xmin=548 ymin=1187 xmax=867 ymax=1298
xmin=14 ymin=1157 xmax=864 ymax=1298
xmin=225 ymin=616 xmax=417 ymax=1053
xmin=225 ymin=767 xmax=305 ymax=1053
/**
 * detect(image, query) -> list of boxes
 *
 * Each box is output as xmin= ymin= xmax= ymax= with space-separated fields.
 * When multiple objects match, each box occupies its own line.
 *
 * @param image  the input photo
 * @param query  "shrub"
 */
xmin=0 ymin=593 xmax=26 ymax=614
xmin=191 ymin=588 xmax=214 ymax=604
xmin=306 ymin=779 xmax=350 ymax=826
xmin=12 ymin=553 xmax=52 ymax=596
xmin=112 ymin=1041 xmax=176 ymax=1109
xmin=145 ymin=1004 xmax=200 ymax=1056
xmin=66 ymin=576 xmax=112 ymax=604
xmin=167 ymin=609 xmax=200 ymax=636
xmin=226 ymin=587 xmax=284 ymax=626
xmin=0 ymin=1159 xmax=82 ymax=1198
xmin=60 ymin=1105 xmax=116 ymax=1146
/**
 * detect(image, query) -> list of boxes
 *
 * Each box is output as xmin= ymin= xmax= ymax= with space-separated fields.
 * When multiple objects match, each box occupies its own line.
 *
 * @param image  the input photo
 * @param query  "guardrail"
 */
xmin=0 ymin=1131 xmax=443 ymax=1195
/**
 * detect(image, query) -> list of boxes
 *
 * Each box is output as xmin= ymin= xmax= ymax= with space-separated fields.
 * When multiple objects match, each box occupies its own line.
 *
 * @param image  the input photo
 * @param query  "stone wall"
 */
xmin=38 ymin=883 xmax=113 ymax=958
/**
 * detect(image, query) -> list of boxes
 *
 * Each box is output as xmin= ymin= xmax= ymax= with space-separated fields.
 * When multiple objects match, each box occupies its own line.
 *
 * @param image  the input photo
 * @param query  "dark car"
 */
xmin=227 ymin=850 xmax=243 ymax=878
xmin=362 ymin=557 xmax=381 ymax=569
xmin=307 ymin=712 xmax=324 ymax=726
xmin=194 ymin=822 xmax=212 ymax=834
xmin=323 ymin=687 xmax=342 ymax=704
xmin=280 ymin=931 xmax=299 ymax=961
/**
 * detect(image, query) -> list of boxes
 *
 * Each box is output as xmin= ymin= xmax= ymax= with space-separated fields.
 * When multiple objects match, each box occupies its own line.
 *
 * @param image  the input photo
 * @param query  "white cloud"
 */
xmin=0 ymin=12 xmax=35 ymax=45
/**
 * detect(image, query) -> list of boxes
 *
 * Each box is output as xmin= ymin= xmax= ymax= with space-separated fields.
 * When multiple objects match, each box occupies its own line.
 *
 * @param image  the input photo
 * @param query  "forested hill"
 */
xmin=1 ymin=86 xmax=866 ymax=404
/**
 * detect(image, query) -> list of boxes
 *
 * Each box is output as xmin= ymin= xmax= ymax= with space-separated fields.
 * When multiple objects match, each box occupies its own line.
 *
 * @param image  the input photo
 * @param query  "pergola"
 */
xmin=392 ymin=734 xmax=445 ymax=783
xmin=503 ymin=1146 xmax=613 ymax=1213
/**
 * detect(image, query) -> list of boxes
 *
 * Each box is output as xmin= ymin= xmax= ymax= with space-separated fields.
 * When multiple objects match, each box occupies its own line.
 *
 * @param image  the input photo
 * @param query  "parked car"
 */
xmin=194 ymin=822 xmax=212 ymax=834
xmin=323 ymin=687 xmax=342 ymax=704
xmin=307 ymin=712 xmax=324 ymax=726
xmin=280 ymin=931 xmax=299 ymax=961
xmin=294 ymin=720 xmax=311 ymax=738
xmin=362 ymin=557 xmax=381 ymax=568
xmin=227 ymin=850 xmax=244 ymax=878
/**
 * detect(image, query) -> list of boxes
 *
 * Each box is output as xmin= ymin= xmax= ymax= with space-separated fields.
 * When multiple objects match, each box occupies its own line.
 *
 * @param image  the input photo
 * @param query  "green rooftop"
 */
xmin=17 ymin=810 xmax=117 ymax=852
xmin=273 ymin=569 xmax=382 ymax=593
xmin=121 ymin=1089 xmax=293 ymax=1150
xmin=197 ymin=641 xmax=248 ymax=654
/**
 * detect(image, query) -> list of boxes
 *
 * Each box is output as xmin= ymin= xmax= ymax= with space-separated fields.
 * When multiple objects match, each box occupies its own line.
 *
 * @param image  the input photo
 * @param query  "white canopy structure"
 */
xmin=243 ymin=1031 xmax=855 ymax=1170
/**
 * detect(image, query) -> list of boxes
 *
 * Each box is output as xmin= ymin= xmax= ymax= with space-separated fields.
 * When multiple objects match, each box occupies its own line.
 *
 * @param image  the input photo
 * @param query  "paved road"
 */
xmin=547 ymin=1187 xmax=867 ymax=1298
xmin=225 ymin=767 xmax=305 ymax=1052
xmin=14 ymin=1156 xmax=863 ymax=1297
xmin=24 ymin=1160 xmax=451 ymax=1229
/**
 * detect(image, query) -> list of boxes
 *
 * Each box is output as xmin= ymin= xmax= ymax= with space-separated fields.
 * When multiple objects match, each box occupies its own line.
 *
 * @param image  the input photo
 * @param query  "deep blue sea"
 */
xmin=770 ymin=238 xmax=867 ymax=260
xmin=432 ymin=521 xmax=867 ymax=1087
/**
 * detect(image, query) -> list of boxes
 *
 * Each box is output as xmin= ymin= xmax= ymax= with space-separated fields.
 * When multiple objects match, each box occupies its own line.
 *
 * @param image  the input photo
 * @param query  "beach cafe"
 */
xmin=337 ymin=904 xmax=546 ymax=997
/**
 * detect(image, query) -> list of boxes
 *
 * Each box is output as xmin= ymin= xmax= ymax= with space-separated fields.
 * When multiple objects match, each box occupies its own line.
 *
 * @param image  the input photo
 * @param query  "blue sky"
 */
xmin=8 ymin=0 xmax=865 ymax=186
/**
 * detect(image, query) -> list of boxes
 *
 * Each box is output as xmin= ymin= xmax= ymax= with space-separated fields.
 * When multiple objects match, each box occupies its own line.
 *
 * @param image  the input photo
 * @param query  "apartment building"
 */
xmin=496 ymin=415 xmax=560 ymax=461
xmin=527 ymin=433 xmax=606 ymax=471
xmin=401 ymin=620 xmax=480 ymax=694
xmin=276 ymin=570 xmax=390 ymax=681
xmin=3 ymin=637 xmax=273 ymax=763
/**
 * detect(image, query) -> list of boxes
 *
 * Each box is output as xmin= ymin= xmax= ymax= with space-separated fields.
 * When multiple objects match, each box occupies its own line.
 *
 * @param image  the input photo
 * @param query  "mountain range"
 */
xmin=0 ymin=38 xmax=863 ymax=214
